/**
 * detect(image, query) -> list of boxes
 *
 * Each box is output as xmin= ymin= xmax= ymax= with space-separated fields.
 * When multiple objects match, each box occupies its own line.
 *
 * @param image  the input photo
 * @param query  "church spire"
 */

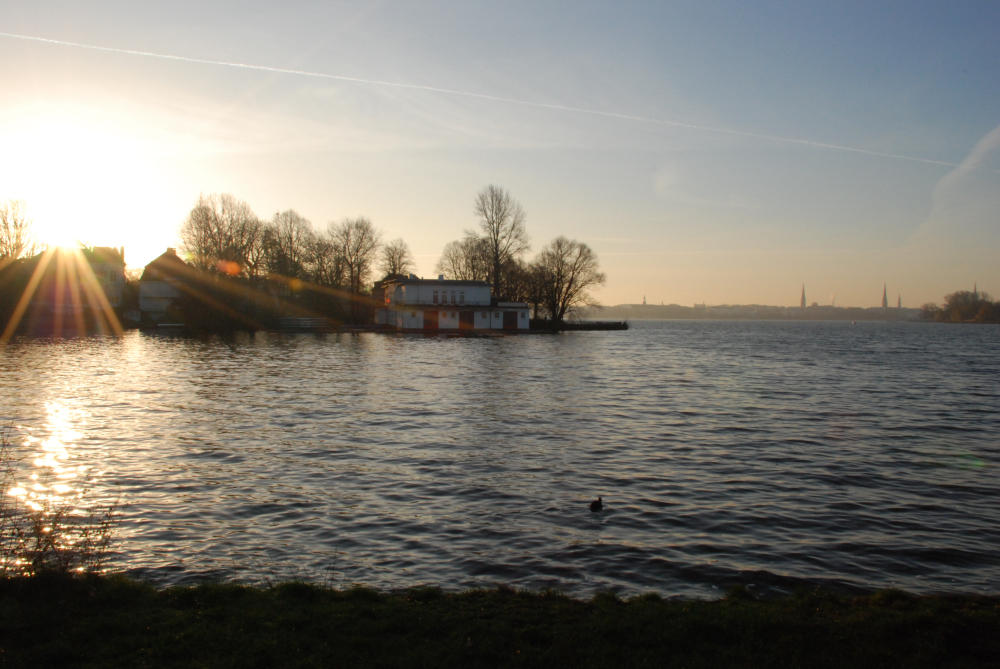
xmin=882 ymin=282 xmax=888 ymax=309
xmin=800 ymin=284 xmax=806 ymax=309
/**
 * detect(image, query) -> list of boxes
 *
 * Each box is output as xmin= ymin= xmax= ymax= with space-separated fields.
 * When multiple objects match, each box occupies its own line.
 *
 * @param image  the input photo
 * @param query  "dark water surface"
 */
xmin=2 ymin=320 xmax=998 ymax=598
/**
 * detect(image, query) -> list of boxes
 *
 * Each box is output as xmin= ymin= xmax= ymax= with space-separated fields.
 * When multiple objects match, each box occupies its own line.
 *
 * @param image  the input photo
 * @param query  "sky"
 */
xmin=1 ymin=1 xmax=998 ymax=307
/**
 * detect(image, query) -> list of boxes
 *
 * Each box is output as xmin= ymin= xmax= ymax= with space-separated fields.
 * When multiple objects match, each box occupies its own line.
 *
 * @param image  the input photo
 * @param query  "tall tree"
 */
xmin=308 ymin=235 xmax=346 ymax=288
xmin=435 ymin=234 xmax=490 ymax=282
xmin=379 ymin=238 xmax=415 ymax=278
xmin=329 ymin=217 xmax=380 ymax=294
xmin=263 ymin=210 xmax=315 ymax=278
xmin=0 ymin=200 xmax=35 ymax=260
xmin=474 ymin=185 xmax=529 ymax=296
xmin=534 ymin=237 xmax=605 ymax=327
xmin=180 ymin=194 xmax=265 ymax=277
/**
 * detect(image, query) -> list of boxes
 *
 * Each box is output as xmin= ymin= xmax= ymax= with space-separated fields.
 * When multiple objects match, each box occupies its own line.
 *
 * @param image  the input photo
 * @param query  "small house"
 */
xmin=139 ymin=248 xmax=189 ymax=324
xmin=373 ymin=276 xmax=529 ymax=331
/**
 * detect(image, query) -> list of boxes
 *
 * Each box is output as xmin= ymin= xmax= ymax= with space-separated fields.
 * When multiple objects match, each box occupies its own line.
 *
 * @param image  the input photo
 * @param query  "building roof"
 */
xmin=140 ymin=248 xmax=190 ymax=282
xmin=378 ymin=276 xmax=490 ymax=287
xmin=376 ymin=303 xmax=528 ymax=311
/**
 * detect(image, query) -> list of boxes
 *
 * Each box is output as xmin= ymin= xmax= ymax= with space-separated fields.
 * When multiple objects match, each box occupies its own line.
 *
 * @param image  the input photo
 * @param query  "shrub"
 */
xmin=1 ymin=429 xmax=118 ymax=577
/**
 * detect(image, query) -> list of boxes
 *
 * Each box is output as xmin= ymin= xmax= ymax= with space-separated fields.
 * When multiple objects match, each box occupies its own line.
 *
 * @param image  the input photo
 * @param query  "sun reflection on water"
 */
xmin=21 ymin=401 xmax=88 ymax=509
xmin=3 ymin=399 xmax=115 ymax=575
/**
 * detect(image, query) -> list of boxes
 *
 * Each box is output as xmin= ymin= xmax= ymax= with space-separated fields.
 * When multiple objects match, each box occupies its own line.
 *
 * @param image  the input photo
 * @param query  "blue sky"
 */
xmin=1 ymin=1 xmax=997 ymax=306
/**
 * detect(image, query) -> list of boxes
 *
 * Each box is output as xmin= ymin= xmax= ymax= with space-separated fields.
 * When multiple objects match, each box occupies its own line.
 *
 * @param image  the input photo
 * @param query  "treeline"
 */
xmin=921 ymin=290 xmax=999 ymax=323
xmin=177 ymin=193 xmax=415 ymax=326
xmin=181 ymin=185 xmax=606 ymax=329
xmin=181 ymin=194 xmax=416 ymax=291
xmin=2 ymin=186 xmax=607 ymax=334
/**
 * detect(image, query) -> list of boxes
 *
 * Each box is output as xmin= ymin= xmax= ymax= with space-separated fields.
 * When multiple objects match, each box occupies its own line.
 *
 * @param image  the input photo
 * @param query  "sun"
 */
xmin=3 ymin=106 xmax=142 ymax=246
xmin=0 ymin=101 xmax=177 ymax=266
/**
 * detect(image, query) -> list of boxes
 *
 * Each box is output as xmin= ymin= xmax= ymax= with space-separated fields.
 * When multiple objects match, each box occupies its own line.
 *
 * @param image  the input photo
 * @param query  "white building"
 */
xmin=373 ymin=276 xmax=530 ymax=331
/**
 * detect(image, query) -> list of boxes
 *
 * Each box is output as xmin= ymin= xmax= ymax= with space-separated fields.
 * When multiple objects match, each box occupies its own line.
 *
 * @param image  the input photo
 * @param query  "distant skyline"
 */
xmin=2 ymin=1 xmax=998 ymax=307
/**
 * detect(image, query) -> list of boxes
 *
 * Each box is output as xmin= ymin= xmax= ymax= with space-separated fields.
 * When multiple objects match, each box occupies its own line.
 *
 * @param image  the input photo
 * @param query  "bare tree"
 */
xmin=534 ymin=237 xmax=605 ymax=326
xmin=0 ymin=201 xmax=35 ymax=260
xmin=308 ymin=235 xmax=346 ymax=287
xmin=435 ymin=234 xmax=490 ymax=281
xmin=329 ymin=217 xmax=381 ymax=294
xmin=474 ymin=185 xmax=529 ymax=296
xmin=263 ymin=210 xmax=316 ymax=278
xmin=180 ymin=194 xmax=265 ymax=277
xmin=379 ymin=238 xmax=415 ymax=278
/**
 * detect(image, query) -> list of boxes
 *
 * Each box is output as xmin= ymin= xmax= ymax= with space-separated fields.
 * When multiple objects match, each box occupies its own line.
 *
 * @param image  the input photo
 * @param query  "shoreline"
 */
xmin=147 ymin=321 xmax=631 ymax=335
xmin=2 ymin=574 xmax=997 ymax=667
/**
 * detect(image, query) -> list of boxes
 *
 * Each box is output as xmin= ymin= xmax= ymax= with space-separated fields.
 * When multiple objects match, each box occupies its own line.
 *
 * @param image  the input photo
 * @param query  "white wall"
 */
xmin=139 ymin=280 xmax=181 ymax=315
xmin=487 ymin=307 xmax=530 ymax=329
xmin=398 ymin=309 xmax=423 ymax=329
xmin=382 ymin=305 xmax=528 ymax=330
xmin=394 ymin=283 xmax=490 ymax=306
xmin=474 ymin=310 xmax=492 ymax=329
xmin=438 ymin=309 xmax=460 ymax=329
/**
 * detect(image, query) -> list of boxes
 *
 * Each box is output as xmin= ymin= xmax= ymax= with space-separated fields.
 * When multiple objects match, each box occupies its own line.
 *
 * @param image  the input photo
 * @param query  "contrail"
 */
xmin=0 ymin=31 xmax=961 ymax=169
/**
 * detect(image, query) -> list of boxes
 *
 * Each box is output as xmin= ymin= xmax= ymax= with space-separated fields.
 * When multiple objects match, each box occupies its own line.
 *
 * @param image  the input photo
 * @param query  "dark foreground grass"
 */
xmin=0 ymin=576 xmax=997 ymax=668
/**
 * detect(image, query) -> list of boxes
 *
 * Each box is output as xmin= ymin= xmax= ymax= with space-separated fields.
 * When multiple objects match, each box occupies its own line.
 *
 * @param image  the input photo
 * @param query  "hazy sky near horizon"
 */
xmin=2 ymin=1 xmax=998 ymax=307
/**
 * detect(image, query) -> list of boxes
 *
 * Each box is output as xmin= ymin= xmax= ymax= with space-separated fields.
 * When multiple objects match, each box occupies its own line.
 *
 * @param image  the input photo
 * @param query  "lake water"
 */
xmin=1 ymin=320 xmax=998 ymax=598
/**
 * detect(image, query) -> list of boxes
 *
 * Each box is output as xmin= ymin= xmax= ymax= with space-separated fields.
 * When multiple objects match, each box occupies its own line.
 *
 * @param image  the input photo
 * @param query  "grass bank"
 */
xmin=1 ymin=575 xmax=997 ymax=667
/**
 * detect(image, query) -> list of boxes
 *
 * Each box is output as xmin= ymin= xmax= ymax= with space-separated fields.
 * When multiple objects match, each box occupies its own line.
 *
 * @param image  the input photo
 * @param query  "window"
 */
xmin=459 ymin=291 xmax=465 ymax=304
xmin=450 ymin=291 xmax=456 ymax=304
xmin=432 ymin=290 xmax=438 ymax=304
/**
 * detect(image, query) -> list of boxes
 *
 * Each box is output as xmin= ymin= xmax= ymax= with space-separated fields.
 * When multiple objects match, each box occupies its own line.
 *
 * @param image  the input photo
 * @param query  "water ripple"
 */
xmin=2 ymin=321 xmax=999 ymax=597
